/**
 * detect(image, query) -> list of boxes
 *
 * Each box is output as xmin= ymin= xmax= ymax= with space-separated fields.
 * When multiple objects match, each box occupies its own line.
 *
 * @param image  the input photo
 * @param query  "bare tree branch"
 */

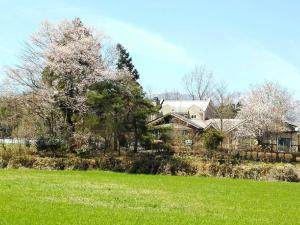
xmin=182 ymin=65 xmax=214 ymax=100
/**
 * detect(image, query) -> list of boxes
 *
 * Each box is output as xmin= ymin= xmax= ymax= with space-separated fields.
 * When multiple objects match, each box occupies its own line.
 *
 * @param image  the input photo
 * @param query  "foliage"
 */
xmin=237 ymin=82 xmax=297 ymax=144
xmin=35 ymin=136 xmax=68 ymax=153
xmin=116 ymin=43 xmax=139 ymax=80
xmin=0 ymin=96 xmax=23 ymax=138
xmin=5 ymin=18 xmax=114 ymax=151
xmin=4 ymin=18 xmax=153 ymax=154
xmin=202 ymin=129 xmax=223 ymax=150
xmin=85 ymin=78 xmax=157 ymax=153
xmin=197 ymin=162 xmax=299 ymax=182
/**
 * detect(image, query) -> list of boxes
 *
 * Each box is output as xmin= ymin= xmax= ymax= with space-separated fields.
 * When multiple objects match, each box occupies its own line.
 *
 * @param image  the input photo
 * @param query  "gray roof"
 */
xmin=148 ymin=112 xmax=244 ymax=133
xmin=188 ymin=119 xmax=208 ymax=129
xmin=205 ymin=119 xmax=244 ymax=133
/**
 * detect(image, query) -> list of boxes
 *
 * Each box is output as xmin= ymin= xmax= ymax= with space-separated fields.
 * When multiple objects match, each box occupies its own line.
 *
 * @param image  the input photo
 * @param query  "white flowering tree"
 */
xmin=5 ymin=18 xmax=114 ymax=147
xmin=237 ymin=82 xmax=297 ymax=145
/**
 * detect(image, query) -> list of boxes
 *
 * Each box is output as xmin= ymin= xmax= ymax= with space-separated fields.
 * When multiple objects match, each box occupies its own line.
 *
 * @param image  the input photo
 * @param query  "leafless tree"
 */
xmin=182 ymin=65 xmax=214 ymax=100
xmin=157 ymin=89 xmax=186 ymax=100
xmin=211 ymin=82 xmax=239 ymax=132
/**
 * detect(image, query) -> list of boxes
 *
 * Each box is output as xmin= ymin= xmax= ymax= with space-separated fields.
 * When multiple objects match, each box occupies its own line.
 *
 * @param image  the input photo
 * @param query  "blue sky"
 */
xmin=1 ymin=0 xmax=300 ymax=97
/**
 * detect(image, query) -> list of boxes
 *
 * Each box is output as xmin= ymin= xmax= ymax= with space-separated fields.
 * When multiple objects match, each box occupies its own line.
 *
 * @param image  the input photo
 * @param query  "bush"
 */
xmin=36 ymin=137 xmax=68 ymax=154
xmin=268 ymin=166 xmax=299 ymax=182
xmin=197 ymin=162 xmax=299 ymax=182
xmin=0 ymin=158 xmax=8 ymax=168
xmin=0 ymin=151 xmax=298 ymax=182
xmin=202 ymin=129 xmax=223 ymax=150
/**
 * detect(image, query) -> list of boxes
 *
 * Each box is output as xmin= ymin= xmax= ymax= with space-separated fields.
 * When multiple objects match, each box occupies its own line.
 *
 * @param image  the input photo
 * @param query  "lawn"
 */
xmin=0 ymin=170 xmax=299 ymax=225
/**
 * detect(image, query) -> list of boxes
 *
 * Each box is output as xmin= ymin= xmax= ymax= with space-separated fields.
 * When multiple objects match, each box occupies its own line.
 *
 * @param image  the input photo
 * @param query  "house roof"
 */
xmin=149 ymin=111 xmax=300 ymax=134
xmin=148 ymin=112 xmax=204 ymax=130
xmin=284 ymin=120 xmax=300 ymax=129
xmin=162 ymin=100 xmax=211 ymax=113
xmin=148 ymin=112 xmax=245 ymax=133
xmin=205 ymin=119 xmax=244 ymax=133
xmin=188 ymin=119 xmax=208 ymax=129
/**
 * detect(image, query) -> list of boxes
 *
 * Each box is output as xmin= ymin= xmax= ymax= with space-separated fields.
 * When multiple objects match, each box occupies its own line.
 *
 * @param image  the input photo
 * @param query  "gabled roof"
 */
xmin=204 ymin=119 xmax=244 ymax=133
xmin=148 ymin=113 xmax=246 ymax=133
xmin=284 ymin=120 xmax=300 ymax=130
xmin=162 ymin=100 xmax=211 ymax=113
xmin=148 ymin=112 xmax=204 ymax=130
xmin=188 ymin=119 xmax=208 ymax=129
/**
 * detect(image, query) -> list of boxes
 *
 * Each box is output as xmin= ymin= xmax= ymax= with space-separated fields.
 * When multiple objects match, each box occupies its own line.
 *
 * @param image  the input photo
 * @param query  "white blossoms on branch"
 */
xmin=6 ymin=18 xmax=115 ymax=113
xmin=237 ymin=82 xmax=297 ymax=140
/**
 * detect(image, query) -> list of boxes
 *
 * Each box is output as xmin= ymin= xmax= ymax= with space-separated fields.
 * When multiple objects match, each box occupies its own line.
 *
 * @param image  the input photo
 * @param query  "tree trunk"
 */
xmin=66 ymin=108 xmax=74 ymax=132
xmin=257 ymin=136 xmax=263 ymax=147
xmin=66 ymin=108 xmax=75 ymax=152
xmin=133 ymin=121 xmax=138 ymax=153
xmin=113 ymin=132 xmax=118 ymax=152
xmin=134 ymin=136 xmax=138 ymax=153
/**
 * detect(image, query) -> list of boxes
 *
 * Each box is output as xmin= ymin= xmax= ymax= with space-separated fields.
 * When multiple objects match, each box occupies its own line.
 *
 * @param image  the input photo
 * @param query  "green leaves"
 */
xmin=202 ymin=129 xmax=224 ymax=150
xmin=116 ymin=43 xmax=140 ymax=80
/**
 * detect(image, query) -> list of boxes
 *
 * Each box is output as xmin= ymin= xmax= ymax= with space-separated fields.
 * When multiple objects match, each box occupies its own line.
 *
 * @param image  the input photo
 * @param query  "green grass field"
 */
xmin=0 ymin=170 xmax=299 ymax=225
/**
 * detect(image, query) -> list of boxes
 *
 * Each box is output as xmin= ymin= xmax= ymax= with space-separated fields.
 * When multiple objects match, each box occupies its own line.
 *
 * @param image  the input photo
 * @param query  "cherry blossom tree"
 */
xmin=6 ymin=18 xmax=114 ymax=139
xmin=237 ymin=82 xmax=297 ymax=145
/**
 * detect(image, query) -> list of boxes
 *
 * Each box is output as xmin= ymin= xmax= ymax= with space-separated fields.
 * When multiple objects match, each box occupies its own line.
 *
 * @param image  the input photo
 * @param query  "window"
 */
xmin=278 ymin=137 xmax=291 ymax=151
xmin=191 ymin=115 xmax=196 ymax=119
xmin=182 ymin=130 xmax=188 ymax=135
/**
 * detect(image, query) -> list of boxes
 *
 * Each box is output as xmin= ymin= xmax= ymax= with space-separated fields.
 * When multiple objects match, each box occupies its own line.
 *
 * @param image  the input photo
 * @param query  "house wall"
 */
xmin=161 ymin=105 xmax=173 ymax=115
xmin=188 ymin=105 xmax=204 ymax=120
xmin=160 ymin=101 xmax=213 ymax=120
xmin=264 ymin=132 xmax=299 ymax=152
xmin=222 ymin=131 xmax=300 ymax=152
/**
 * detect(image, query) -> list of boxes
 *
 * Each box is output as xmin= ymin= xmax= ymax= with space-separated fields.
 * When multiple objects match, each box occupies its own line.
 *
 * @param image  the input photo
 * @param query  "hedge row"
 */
xmin=0 ymin=154 xmax=196 ymax=176
xmin=0 ymin=154 xmax=298 ymax=182
xmin=197 ymin=162 xmax=299 ymax=182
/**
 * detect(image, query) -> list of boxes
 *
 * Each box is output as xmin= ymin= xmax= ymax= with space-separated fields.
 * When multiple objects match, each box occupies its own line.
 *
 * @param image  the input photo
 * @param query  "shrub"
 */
xmin=202 ymin=129 xmax=223 ymax=150
xmin=0 ymin=151 xmax=298 ymax=182
xmin=0 ymin=158 xmax=7 ymax=168
xmin=36 ymin=137 xmax=68 ymax=154
xmin=157 ymin=157 xmax=197 ymax=176
xmin=268 ymin=166 xmax=299 ymax=182
xmin=197 ymin=162 xmax=299 ymax=182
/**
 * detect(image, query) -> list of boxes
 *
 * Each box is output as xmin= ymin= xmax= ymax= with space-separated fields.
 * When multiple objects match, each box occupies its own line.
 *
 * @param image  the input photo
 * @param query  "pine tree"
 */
xmin=116 ymin=43 xmax=140 ymax=80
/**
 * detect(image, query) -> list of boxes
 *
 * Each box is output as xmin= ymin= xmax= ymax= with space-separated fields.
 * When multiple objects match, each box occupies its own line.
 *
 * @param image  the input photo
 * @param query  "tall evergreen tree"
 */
xmin=116 ymin=44 xmax=140 ymax=80
xmin=86 ymin=77 xmax=156 ymax=153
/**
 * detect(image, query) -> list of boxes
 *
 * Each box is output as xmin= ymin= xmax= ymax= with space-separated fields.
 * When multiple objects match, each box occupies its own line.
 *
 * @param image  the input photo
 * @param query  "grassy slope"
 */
xmin=0 ymin=170 xmax=299 ymax=225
